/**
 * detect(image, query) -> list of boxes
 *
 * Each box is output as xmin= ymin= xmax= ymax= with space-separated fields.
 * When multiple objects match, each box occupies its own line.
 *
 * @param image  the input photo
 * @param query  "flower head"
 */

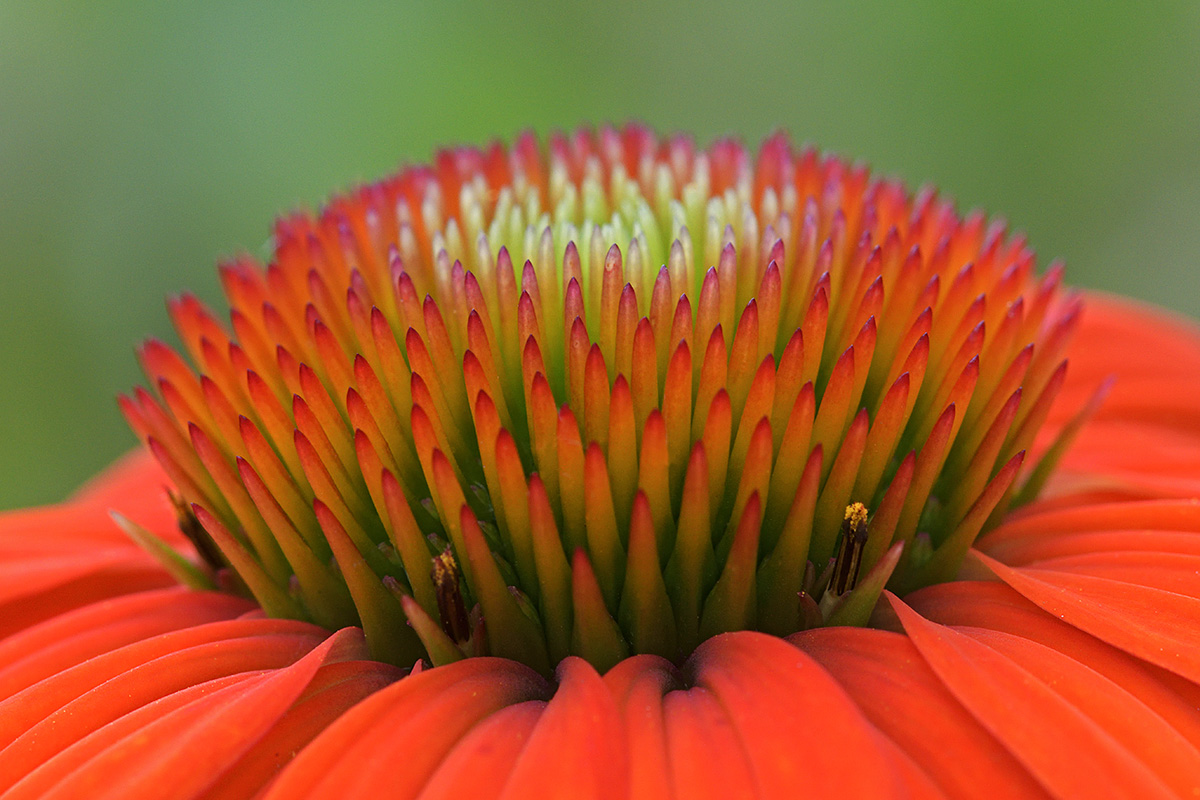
xmin=123 ymin=125 xmax=1078 ymax=673
xmin=4 ymin=125 xmax=1200 ymax=798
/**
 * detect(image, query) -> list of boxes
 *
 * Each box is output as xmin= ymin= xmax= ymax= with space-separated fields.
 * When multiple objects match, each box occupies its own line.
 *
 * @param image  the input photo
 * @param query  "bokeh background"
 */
xmin=2 ymin=1 xmax=1198 ymax=509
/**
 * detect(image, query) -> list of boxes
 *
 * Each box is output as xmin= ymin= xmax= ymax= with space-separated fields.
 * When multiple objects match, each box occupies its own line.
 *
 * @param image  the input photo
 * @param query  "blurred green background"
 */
xmin=2 ymin=1 xmax=1198 ymax=509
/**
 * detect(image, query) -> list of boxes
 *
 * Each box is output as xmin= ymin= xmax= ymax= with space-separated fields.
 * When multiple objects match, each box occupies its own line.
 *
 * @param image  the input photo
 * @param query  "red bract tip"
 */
xmin=120 ymin=126 xmax=1083 ymax=673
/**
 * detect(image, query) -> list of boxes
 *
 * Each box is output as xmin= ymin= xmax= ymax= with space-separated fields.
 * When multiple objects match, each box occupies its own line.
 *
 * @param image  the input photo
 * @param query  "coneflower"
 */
xmin=3 ymin=125 xmax=1199 ymax=799
xmin=120 ymin=126 xmax=1079 ymax=671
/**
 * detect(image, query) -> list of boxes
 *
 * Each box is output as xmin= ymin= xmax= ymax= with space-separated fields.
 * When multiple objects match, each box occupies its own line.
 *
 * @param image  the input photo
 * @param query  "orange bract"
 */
xmin=118 ymin=126 xmax=1083 ymax=671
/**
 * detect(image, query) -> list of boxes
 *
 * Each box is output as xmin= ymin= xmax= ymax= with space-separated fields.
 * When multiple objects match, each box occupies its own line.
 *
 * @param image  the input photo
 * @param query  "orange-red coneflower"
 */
xmin=2 ymin=125 xmax=1199 ymax=799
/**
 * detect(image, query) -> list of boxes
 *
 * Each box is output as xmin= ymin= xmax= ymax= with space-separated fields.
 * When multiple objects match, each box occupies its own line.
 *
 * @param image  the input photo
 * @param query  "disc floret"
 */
xmin=123 ymin=125 xmax=1083 ymax=672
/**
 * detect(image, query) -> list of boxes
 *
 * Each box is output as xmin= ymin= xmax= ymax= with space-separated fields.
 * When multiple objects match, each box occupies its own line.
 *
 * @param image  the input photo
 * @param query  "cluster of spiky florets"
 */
xmin=120 ymin=125 xmax=1082 ymax=673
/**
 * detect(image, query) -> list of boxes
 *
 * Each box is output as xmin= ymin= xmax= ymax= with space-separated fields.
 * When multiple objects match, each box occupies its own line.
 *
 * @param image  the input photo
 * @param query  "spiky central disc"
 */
xmin=123 ymin=126 xmax=1078 ymax=673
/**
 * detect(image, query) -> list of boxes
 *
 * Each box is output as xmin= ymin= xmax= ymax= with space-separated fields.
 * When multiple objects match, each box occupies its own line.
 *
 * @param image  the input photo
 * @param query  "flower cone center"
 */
xmin=123 ymin=127 xmax=1080 ymax=673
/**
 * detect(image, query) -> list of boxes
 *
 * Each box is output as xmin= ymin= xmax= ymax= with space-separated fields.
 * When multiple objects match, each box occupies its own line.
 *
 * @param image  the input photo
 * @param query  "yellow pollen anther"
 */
xmin=831 ymin=503 xmax=869 ymax=598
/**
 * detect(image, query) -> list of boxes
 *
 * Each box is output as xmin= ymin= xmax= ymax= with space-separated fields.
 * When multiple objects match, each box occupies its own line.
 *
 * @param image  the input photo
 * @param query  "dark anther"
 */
xmin=168 ymin=490 xmax=225 ymax=572
xmin=831 ymin=502 xmax=869 ymax=597
xmin=432 ymin=548 xmax=471 ymax=644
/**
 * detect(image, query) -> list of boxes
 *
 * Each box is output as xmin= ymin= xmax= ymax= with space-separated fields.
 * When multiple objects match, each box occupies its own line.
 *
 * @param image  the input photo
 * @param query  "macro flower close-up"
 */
xmin=2 ymin=123 xmax=1200 ymax=799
